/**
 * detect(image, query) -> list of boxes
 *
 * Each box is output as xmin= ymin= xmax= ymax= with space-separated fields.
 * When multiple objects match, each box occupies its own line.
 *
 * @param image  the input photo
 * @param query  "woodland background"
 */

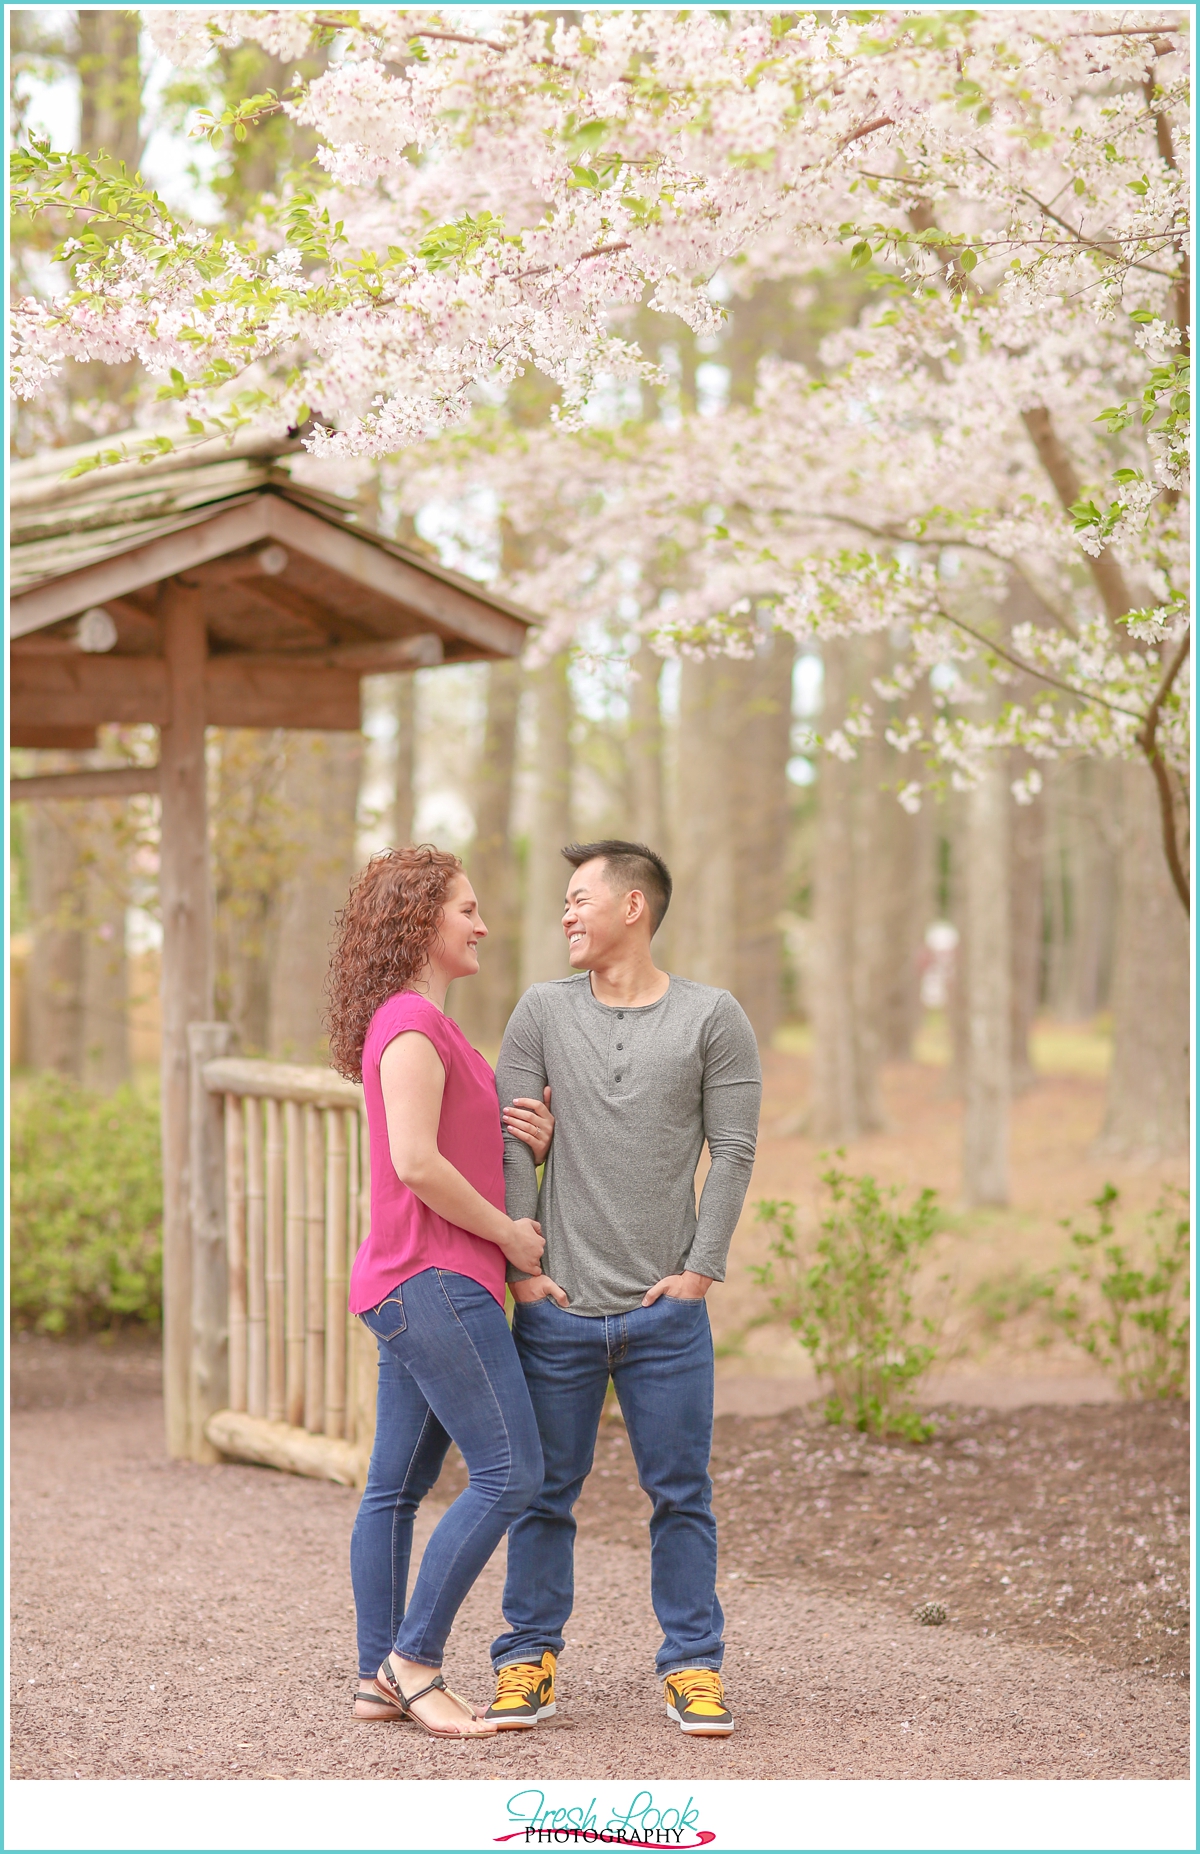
xmin=9 ymin=13 xmax=1189 ymax=1372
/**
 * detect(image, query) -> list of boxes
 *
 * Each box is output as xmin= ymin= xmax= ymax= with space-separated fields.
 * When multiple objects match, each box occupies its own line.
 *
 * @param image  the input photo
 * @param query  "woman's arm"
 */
xmin=380 ymin=1031 xmax=545 ymax=1275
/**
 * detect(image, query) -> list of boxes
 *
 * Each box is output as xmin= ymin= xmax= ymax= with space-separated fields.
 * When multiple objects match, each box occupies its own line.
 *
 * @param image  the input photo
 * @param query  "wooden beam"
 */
xmin=226 ymin=635 xmax=443 ymax=673
xmin=10 ymin=653 xmax=169 ymax=723
xmin=10 ymin=765 xmax=160 ymax=801
xmin=261 ymin=499 xmax=528 ymax=659
xmin=11 ymin=499 xmax=271 ymax=637
xmin=159 ymin=580 xmax=213 ymax=1462
xmin=204 ymin=658 xmax=361 ymax=729
xmin=10 ymin=725 xmax=98 ymax=750
xmin=10 ymin=652 xmax=362 ymax=731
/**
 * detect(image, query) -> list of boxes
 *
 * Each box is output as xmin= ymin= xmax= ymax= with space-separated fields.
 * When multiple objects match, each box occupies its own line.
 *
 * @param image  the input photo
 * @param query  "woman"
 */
xmin=327 ymin=845 xmax=554 ymax=1740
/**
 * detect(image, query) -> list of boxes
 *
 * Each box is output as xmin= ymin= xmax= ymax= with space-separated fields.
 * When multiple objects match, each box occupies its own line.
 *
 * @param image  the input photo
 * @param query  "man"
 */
xmin=487 ymin=840 xmax=762 ymax=1736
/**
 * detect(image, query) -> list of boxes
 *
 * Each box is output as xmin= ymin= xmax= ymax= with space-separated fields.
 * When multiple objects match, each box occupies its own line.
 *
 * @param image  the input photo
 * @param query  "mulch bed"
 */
xmin=435 ymin=1399 xmax=1191 ymax=1683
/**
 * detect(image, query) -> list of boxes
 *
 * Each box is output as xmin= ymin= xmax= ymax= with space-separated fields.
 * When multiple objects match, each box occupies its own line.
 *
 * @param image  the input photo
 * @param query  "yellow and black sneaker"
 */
xmin=664 ymin=1669 xmax=735 ymax=1736
xmin=485 ymin=1651 xmax=557 ymax=1730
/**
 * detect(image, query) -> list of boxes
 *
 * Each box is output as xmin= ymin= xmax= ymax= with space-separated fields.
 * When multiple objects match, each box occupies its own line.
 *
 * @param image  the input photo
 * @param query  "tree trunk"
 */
xmin=878 ymin=683 xmax=935 ymax=1063
xmin=810 ymin=641 xmax=868 ymax=1139
xmin=849 ymin=638 xmax=888 ymax=1129
xmin=1044 ymin=760 xmax=1118 ymax=1020
xmin=1009 ymin=755 xmax=1045 ymax=1094
xmin=456 ymin=662 xmax=521 ymax=1046
xmin=80 ymin=843 xmax=129 ymax=1092
xmin=1098 ymin=762 xmax=1190 ymax=1156
xmin=672 ymin=657 xmax=735 ymax=988
xmin=521 ymin=656 xmax=573 ymax=988
xmin=729 ymin=634 xmax=794 ymax=1040
xmin=26 ymin=801 xmax=84 ymax=1078
xmin=77 ymin=10 xmax=144 ymax=170
xmin=962 ymin=756 xmax=1012 ymax=1206
xmin=389 ymin=672 xmax=416 ymax=847
xmin=267 ymin=732 xmax=364 ymax=1063
xmin=628 ymin=642 xmax=665 ymax=850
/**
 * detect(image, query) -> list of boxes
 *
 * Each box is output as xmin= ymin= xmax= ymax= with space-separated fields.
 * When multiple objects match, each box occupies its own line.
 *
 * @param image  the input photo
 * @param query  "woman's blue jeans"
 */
xmin=350 ymin=1267 xmax=543 ymax=1676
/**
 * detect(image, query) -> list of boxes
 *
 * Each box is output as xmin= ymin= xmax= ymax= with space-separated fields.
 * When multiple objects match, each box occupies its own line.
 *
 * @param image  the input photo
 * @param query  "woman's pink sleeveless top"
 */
xmin=348 ymin=991 xmax=507 ymax=1314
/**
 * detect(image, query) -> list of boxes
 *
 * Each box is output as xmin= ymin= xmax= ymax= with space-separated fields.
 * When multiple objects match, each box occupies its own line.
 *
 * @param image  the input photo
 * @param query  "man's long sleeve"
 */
xmin=494 ymin=989 xmax=546 ymax=1236
xmin=684 ymin=995 xmax=762 ymax=1282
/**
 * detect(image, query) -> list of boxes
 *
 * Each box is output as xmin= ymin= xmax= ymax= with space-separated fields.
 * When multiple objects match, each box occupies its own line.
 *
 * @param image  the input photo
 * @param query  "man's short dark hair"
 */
xmin=562 ymin=840 xmax=673 ymax=934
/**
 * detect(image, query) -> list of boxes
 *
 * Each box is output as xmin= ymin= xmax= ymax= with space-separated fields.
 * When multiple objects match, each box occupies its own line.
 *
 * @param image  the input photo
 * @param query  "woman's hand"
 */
xmin=502 ymin=1086 xmax=555 ymax=1165
xmin=500 ymin=1216 xmax=546 ymax=1276
xmin=511 ymin=1274 xmax=569 ymax=1308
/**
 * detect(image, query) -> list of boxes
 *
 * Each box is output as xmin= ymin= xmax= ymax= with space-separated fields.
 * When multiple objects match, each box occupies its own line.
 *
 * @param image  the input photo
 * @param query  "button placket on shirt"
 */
xmin=613 ymin=1009 xmax=625 ymax=1087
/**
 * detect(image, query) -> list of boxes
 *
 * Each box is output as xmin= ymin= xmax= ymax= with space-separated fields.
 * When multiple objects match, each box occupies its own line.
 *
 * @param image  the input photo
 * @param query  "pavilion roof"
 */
xmin=9 ymin=429 xmax=536 ymax=746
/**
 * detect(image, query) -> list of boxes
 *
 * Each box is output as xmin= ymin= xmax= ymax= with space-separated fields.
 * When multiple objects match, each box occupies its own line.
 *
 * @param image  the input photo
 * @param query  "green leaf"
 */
xmin=958 ymin=247 xmax=977 ymax=273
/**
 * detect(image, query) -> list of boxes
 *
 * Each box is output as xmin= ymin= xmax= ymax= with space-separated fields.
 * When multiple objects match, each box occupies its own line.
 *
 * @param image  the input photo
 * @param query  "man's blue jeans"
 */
xmin=351 ymin=1267 xmax=543 ymax=1676
xmin=492 ymin=1292 xmax=723 ymax=1679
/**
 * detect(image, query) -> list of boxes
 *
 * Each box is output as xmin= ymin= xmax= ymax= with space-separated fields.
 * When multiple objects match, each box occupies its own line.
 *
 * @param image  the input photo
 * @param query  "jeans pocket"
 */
xmin=360 ymin=1291 xmax=407 ymax=1341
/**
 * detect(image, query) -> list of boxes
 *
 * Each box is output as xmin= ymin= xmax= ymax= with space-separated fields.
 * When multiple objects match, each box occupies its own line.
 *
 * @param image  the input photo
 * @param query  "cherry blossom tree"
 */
xmin=10 ymin=6 xmax=1189 ymax=903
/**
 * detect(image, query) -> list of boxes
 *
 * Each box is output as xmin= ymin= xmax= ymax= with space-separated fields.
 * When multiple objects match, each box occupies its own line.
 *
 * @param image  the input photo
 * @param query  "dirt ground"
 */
xmin=8 ymin=1336 xmax=1190 ymax=1783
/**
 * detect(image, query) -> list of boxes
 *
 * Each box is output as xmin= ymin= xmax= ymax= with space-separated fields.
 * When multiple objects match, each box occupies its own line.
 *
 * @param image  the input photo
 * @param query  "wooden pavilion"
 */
xmin=10 ymin=428 xmax=534 ymax=1460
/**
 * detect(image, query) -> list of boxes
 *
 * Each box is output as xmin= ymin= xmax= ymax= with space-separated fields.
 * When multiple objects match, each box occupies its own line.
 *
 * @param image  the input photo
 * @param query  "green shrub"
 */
xmin=10 ymin=1074 xmax=162 ymax=1334
xmin=752 ymin=1162 xmax=944 ymax=1441
xmin=1052 ymin=1184 xmax=1189 ymax=1399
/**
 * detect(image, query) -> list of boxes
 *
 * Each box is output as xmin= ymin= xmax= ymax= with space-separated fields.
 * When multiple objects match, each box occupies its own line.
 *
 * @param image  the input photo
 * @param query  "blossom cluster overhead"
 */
xmin=8 ymin=7 xmax=1190 ymax=873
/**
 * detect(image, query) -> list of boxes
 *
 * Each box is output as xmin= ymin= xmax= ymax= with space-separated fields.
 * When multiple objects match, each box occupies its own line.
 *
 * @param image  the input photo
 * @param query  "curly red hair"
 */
xmin=326 ymin=845 xmax=464 ymax=1080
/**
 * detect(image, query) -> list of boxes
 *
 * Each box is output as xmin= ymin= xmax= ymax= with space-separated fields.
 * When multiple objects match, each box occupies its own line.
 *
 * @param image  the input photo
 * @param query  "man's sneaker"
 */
xmin=664 ymin=1669 xmax=735 ymax=1736
xmin=485 ymin=1652 xmax=557 ymax=1729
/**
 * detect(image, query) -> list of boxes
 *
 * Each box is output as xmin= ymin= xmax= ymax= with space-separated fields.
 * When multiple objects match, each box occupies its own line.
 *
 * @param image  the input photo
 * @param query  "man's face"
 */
xmin=562 ymin=858 xmax=635 ymax=968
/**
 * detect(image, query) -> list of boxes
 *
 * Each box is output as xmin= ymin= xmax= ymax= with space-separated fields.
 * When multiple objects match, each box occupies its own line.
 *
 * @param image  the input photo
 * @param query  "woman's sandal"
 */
xmin=373 ymin=1662 xmax=495 ymax=1738
xmin=353 ymin=1686 xmax=410 ymax=1722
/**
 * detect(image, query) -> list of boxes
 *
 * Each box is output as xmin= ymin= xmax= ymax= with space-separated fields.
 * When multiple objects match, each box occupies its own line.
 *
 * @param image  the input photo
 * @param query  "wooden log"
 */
xmin=188 ymin=1023 xmax=235 ymax=1462
xmin=265 ymin=1097 xmax=286 ymax=1423
xmin=201 ymin=1057 xmax=362 ymax=1109
xmin=224 ymin=1093 xmax=248 ymax=1415
xmin=324 ymin=1110 xmax=349 ymax=1439
xmin=202 ymin=1410 xmax=366 ymax=1489
xmin=284 ymin=1099 xmax=306 ymax=1428
xmin=304 ymin=1101 xmax=325 ymax=1435
xmin=246 ymin=1097 xmax=267 ymax=1418
xmin=159 ymin=580 xmax=212 ymax=1461
xmin=10 ymin=765 xmax=161 ymax=802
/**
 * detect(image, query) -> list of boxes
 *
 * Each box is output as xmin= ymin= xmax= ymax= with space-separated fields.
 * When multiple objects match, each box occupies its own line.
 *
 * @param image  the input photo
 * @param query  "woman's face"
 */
xmin=435 ymin=872 xmax=488 ymax=980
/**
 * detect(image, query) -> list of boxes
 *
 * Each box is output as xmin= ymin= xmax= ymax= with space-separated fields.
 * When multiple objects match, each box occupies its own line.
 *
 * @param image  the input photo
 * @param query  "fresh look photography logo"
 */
xmin=495 ymin=1789 xmax=715 ymax=1848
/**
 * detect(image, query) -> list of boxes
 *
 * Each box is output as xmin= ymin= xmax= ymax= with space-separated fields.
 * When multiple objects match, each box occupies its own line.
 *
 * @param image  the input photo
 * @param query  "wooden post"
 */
xmin=350 ymin=1105 xmax=378 ymax=1465
xmin=345 ymin=1105 xmax=360 ymax=1443
xmin=224 ymin=1094 xmax=248 ymax=1414
xmin=265 ymin=1097 xmax=286 ymax=1422
xmin=188 ymin=1021 xmax=235 ymax=1461
xmin=284 ymin=1099 xmax=306 ymax=1427
xmin=304 ymin=1101 xmax=325 ymax=1434
xmin=246 ymin=1098 xmax=267 ymax=1417
xmin=324 ymin=1109 xmax=349 ymax=1439
xmin=159 ymin=579 xmax=211 ymax=1460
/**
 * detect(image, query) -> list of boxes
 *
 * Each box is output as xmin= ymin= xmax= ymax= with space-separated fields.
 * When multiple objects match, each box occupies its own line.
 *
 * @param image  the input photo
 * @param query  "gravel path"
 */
xmin=9 ymin=1347 xmax=1189 ymax=1782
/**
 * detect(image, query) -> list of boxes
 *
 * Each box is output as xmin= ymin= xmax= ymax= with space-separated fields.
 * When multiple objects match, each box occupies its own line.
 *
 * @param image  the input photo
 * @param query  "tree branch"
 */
xmin=1135 ymin=628 xmax=1191 ymax=912
xmin=932 ymin=603 xmax=1145 ymax=720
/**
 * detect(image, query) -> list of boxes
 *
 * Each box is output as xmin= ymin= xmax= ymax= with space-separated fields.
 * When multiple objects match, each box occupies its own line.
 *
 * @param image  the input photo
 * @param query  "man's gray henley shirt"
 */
xmin=495 ymin=973 xmax=762 ymax=1317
